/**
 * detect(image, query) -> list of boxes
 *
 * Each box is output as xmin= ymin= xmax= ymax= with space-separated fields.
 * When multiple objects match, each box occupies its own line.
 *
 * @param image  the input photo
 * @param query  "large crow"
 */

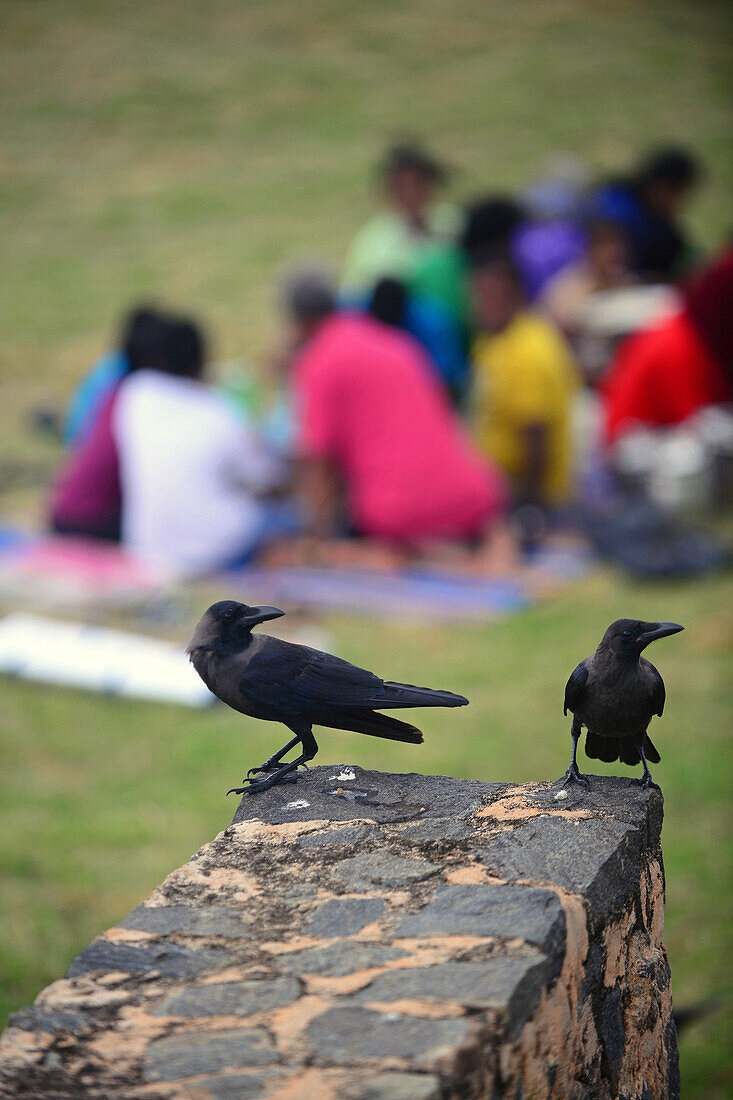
xmin=188 ymin=600 xmax=469 ymax=794
xmin=560 ymin=618 xmax=683 ymax=789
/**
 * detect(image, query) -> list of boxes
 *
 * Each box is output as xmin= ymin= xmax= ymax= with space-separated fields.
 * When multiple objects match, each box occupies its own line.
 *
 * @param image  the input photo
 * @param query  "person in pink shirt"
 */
xmin=284 ymin=268 xmax=507 ymax=549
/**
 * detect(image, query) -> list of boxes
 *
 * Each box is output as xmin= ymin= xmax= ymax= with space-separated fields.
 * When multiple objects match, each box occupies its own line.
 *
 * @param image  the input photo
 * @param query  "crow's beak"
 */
xmin=244 ymin=605 xmax=285 ymax=625
xmin=639 ymin=622 xmax=684 ymax=648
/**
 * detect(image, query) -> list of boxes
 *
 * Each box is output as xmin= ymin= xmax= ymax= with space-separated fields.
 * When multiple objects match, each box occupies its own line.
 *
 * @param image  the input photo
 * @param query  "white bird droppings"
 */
xmin=329 ymin=769 xmax=356 ymax=782
xmin=285 ymin=799 xmax=310 ymax=809
xmin=554 ymin=789 xmax=569 ymax=801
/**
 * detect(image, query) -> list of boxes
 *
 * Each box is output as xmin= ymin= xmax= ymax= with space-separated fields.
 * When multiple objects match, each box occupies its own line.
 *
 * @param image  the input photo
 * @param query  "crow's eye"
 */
xmin=621 ymin=629 xmax=632 ymax=638
xmin=221 ymin=608 xmax=235 ymax=623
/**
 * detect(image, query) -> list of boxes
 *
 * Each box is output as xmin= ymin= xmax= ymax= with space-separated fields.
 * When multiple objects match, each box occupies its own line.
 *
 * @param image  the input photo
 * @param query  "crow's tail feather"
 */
xmin=329 ymin=708 xmax=423 ymax=743
xmin=380 ymin=682 xmax=468 ymax=708
xmin=586 ymin=731 xmax=623 ymax=763
xmin=585 ymin=730 xmax=659 ymax=766
xmin=644 ymin=734 xmax=661 ymax=763
xmin=619 ymin=738 xmax=641 ymax=766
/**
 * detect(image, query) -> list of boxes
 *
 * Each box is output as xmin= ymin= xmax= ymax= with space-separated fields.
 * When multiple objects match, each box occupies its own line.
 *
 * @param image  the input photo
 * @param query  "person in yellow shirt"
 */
xmin=470 ymin=250 xmax=579 ymax=507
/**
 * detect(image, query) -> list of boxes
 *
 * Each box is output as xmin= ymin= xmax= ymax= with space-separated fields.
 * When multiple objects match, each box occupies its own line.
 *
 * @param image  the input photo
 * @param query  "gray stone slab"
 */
xmin=530 ymin=776 xmax=663 ymax=843
xmin=153 ymin=977 xmax=301 ymax=1018
xmin=305 ymin=897 xmax=385 ymax=937
xmin=117 ymin=902 xmax=248 ymax=937
xmin=67 ymin=939 xmax=230 ymax=979
xmin=395 ymin=884 xmax=565 ymax=970
xmin=298 ymin=825 xmax=382 ymax=849
xmin=7 ymin=1007 xmax=91 ymax=1034
xmin=233 ymin=765 xmax=507 ymax=826
xmin=278 ymin=942 xmax=407 ymax=977
xmin=399 ymin=819 xmax=473 ymax=843
xmin=188 ymin=1071 xmax=282 ymax=1099
xmin=307 ymin=1005 xmax=472 ymax=1064
xmin=144 ymin=1028 xmax=278 ymax=1082
xmin=348 ymin=1072 xmax=442 ymax=1100
xmin=351 ymin=956 xmax=550 ymax=1035
xmin=332 ymin=852 xmax=439 ymax=889
xmin=476 ymin=815 xmax=641 ymax=918
xmin=119 ymin=904 xmax=249 ymax=938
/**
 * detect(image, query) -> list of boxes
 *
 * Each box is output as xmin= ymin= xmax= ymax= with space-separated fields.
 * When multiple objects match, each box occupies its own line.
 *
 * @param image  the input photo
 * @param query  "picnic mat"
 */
xmin=0 ymin=530 xmax=171 ymax=610
xmin=0 ymin=530 xmax=591 ymax=623
xmin=228 ymin=543 xmax=591 ymax=622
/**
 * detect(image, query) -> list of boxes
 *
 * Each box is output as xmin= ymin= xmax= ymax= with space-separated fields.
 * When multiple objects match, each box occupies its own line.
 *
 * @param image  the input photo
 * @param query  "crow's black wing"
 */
xmin=240 ymin=640 xmax=394 ymax=712
xmin=292 ymin=650 xmax=467 ymax=707
xmin=644 ymin=660 xmax=666 ymax=717
xmin=241 ymin=639 xmax=464 ymax=712
xmin=563 ymin=661 xmax=588 ymax=716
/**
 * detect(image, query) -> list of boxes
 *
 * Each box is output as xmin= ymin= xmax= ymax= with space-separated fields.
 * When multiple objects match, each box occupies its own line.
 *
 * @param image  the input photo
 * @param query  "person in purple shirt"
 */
xmin=51 ymin=309 xmax=169 ymax=540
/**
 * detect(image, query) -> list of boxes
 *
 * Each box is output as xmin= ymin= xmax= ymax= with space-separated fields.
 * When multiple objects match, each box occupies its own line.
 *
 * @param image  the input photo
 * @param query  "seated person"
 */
xmin=511 ymin=171 xmax=588 ymax=301
xmin=603 ymin=247 xmax=733 ymax=443
xmin=588 ymin=146 xmax=701 ymax=282
xmin=50 ymin=386 xmax=122 ymax=542
xmin=541 ymin=219 xmax=637 ymax=334
xmin=283 ymin=268 xmax=507 ymax=549
xmin=50 ymin=308 xmax=169 ymax=541
xmin=341 ymin=142 xmax=461 ymax=293
xmin=470 ymin=251 xmax=580 ymax=508
xmin=409 ymin=195 xmax=525 ymax=336
xmin=64 ymin=307 xmax=168 ymax=446
xmin=113 ymin=316 xmax=287 ymax=575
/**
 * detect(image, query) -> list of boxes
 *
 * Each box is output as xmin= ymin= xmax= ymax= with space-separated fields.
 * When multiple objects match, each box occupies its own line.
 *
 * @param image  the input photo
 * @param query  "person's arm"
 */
xmin=519 ymin=421 xmax=550 ymax=507
xmin=297 ymin=456 xmax=341 ymax=539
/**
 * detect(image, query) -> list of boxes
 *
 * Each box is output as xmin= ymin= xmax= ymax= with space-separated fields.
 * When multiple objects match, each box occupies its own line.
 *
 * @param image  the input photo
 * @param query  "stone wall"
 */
xmin=0 ymin=766 xmax=679 ymax=1099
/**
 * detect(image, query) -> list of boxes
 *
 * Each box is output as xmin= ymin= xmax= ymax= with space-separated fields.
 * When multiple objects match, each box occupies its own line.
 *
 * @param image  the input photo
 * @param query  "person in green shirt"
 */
xmin=341 ymin=143 xmax=461 ymax=293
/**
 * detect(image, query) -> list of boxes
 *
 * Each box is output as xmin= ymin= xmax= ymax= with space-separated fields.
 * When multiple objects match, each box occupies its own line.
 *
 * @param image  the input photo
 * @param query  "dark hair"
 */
xmin=120 ymin=308 xmax=169 ymax=372
xmin=381 ymin=142 xmax=449 ymax=187
xmin=162 ymin=318 xmax=206 ymax=379
xmin=636 ymin=146 xmax=701 ymax=192
xmin=468 ymin=246 xmax=524 ymax=289
xmin=460 ymin=196 xmax=525 ymax=260
xmin=369 ymin=278 xmax=407 ymax=328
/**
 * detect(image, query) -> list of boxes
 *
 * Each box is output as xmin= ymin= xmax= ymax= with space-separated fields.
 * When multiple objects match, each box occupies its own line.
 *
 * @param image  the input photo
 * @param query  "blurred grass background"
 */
xmin=0 ymin=1 xmax=731 ymax=1095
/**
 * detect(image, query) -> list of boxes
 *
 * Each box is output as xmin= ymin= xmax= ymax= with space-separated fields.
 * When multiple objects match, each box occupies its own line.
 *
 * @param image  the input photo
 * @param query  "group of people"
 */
xmin=50 ymin=141 xmax=733 ymax=576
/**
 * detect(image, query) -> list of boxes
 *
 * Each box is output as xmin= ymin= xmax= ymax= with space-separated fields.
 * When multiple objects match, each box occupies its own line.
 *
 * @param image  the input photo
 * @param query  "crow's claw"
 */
xmin=628 ymin=776 xmax=660 ymax=791
xmin=560 ymin=765 xmax=590 ymax=788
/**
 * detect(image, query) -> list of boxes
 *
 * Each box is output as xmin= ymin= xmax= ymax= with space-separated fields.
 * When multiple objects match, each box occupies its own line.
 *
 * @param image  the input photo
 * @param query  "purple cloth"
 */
xmin=50 ymin=389 xmax=121 ymax=540
xmin=511 ymin=220 xmax=587 ymax=301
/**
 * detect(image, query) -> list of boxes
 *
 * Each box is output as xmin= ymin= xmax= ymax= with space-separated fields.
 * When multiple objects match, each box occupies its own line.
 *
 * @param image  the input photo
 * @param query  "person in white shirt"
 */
xmin=114 ymin=318 xmax=287 ymax=575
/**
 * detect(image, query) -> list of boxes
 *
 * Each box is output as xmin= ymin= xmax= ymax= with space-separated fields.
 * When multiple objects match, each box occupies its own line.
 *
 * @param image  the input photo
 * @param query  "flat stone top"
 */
xmin=232 ymin=763 xmax=661 ymax=829
xmin=0 ymin=766 xmax=664 ymax=1100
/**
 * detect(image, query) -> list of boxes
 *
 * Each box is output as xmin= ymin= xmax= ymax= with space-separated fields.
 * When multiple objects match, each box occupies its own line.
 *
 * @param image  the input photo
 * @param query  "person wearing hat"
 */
xmin=342 ymin=142 xmax=461 ymax=294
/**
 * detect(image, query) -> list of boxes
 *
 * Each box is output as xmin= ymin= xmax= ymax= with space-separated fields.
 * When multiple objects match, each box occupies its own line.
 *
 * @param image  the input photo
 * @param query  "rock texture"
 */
xmin=0 ymin=766 xmax=679 ymax=1099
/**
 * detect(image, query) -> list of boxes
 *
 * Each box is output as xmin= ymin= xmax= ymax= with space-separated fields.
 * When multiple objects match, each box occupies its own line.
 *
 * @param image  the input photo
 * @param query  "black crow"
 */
xmin=560 ymin=619 xmax=683 ymax=789
xmin=188 ymin=600 xmax=469 ymax=794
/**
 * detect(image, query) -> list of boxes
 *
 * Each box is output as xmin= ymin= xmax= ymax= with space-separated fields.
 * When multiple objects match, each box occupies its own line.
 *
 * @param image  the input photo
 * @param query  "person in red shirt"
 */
xmin=603 ymin=248 xmax=733 ymax=443
xmin=283 ymin=268 xmax=508 ymax=551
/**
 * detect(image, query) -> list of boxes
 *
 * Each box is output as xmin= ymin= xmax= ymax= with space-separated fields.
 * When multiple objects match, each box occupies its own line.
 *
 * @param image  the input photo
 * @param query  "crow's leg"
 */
xmin=629 ymin=733 xmax=659 ymax=790
xmin=229 ymin=729 xmax=319 ymax=796
xmin=246 ymin=736 xmax=300 ymax=778
xmin=560 ymin=718 xmax=590 ymax=787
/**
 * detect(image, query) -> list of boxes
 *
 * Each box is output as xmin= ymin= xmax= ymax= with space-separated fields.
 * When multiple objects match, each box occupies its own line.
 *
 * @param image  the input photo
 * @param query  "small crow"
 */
xmin=560 ymin=619 xmax=683 ymax=789
xmin=188 ymin=600 xmax=469 ymax=794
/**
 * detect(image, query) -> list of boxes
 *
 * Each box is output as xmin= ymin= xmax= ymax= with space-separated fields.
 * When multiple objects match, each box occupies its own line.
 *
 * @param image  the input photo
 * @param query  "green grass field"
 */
xmin=1 ymin=1 xmax=732 ymax=1095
